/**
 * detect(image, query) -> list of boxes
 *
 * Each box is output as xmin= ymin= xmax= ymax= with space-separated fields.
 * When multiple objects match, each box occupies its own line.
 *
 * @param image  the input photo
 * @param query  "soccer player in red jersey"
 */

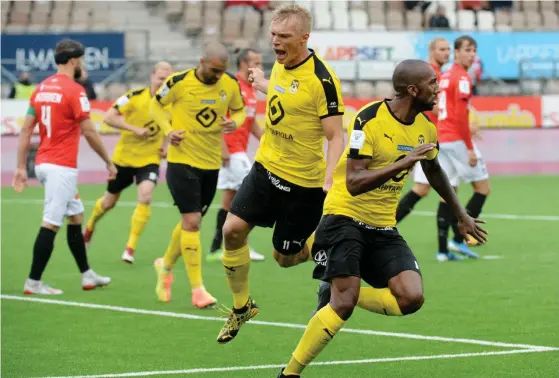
xmin=13 ymin=39 xmax=117 ymax=295
xmin=397 ymin=37 xmax=451 ymax=223
xmin=208 ymin=48 xmax=265 ymax=262
xmin=434 ymin=35 xmax=490 ymax=261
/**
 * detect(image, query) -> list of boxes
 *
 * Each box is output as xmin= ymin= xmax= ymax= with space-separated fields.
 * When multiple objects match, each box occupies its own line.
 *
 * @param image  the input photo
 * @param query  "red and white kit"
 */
xmin=217 ymin=73 xmax=257 ymax=190
xmin=30 ymin=74 xmax=90 ymax=226
xmin=416 ymin=63 xmax=488 ymax=186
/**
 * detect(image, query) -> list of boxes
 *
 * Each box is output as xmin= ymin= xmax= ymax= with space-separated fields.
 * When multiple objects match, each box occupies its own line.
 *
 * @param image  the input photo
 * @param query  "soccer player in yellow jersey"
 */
xmin=150 ymin=42 xmax=246 ymax=309
xmin=217 ymin=4 xmax=345 ymax=344
xmin=277 ymin=60 xmax=488 ymax=377
xmin=84 ymin=62 xmax=173 ymax=264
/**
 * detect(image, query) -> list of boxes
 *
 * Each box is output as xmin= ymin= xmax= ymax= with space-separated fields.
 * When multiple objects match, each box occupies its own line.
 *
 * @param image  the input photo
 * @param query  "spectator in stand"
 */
xmin=429 ymin=5 xmax=451 ymax=29
xmin=489 ymin=0 xmax=512 ymax=11
xmin=405 ymin=1 xmax=432 ymax=12
xmin=76 ymin=67 xmax=97 ymax=100
xmin=9 ymin=71 xmax=36 ymax=100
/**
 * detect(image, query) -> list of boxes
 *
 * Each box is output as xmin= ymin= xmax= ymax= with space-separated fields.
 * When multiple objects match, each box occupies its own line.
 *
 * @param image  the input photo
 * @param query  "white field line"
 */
xmin=39 ymin=349 xmax=558 ymax=378
xmin=3 ymin=198 xmax=559 ymax=221
xmin=2 ymin=295 xmax=555 ymax=351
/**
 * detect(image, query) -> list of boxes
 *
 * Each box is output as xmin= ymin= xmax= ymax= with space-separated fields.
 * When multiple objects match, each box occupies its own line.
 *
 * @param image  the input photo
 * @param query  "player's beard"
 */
xmin=74 ymin=66 xmax=82 ymax=80
xmin=414 ymin=90 xmax=435 ymax=112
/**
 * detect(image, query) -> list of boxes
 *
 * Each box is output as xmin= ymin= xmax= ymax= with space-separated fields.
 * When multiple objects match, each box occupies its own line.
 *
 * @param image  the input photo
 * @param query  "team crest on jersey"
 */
xmin=219 ymin=90 xmax=227 ymax=101
xmin=289 ymin=80 xmax=299 ymax=94
xmin=418 ymin=134 xmax=425 ymax=145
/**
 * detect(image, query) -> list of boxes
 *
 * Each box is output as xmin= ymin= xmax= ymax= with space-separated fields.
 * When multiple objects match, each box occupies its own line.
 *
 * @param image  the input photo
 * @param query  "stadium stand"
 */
xmin=1 ymin=0 xmax=558 ymax=99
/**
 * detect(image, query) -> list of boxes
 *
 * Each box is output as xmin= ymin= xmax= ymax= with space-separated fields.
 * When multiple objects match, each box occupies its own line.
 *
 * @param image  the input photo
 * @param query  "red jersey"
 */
xmin=437 ymin=63 xmax=474 ymax=150
xmin=224 ymin=73 xmax=257 ymax=154
xmin=31 ymin=74 xmax=90 ymax=168
xmin=425 ymin=62 xmax=442 ymax=125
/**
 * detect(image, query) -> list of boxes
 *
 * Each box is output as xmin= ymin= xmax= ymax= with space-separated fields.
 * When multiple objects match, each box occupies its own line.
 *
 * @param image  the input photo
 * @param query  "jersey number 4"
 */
xmin=438 ymin=91 xmax=447 ymax=121
xmin=41 ymin=105 xmax=52 ymax=138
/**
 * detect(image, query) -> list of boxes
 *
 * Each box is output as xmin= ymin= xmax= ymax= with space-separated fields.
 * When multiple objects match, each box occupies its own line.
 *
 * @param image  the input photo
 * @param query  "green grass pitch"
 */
xmin=2 ymin=175 xmax=558 ymax=377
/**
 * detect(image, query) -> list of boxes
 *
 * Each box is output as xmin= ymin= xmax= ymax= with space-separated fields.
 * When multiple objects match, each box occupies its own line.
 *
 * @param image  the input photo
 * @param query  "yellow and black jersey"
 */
xmin=255 ymin=49 xmax=344 ymax=188
xmin=112 ymin=87 xmax=166 ymax=167
xmin=154 ymin=69 xmax=245 ymax=170
xmin=324 ymin=100 xmax=438 ymax=227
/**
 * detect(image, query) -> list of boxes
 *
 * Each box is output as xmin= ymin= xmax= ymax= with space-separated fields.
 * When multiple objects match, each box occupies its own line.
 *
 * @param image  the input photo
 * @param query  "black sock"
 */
xmin=210 ymin=208 xmax=228 ymax=253
xmin=29 ymin=227 xmax=57 ymax=280
xmin=437 ymin=202 xmax=452 ymax=253
xmin=466 ymin=192 xmax=487 ymax=219
xmin=67 ymin=224 xmax=90 ymax=273
xmin=451 ymin=217 xmax=464 ymax=244
xmin=396 ymin=190 xmax=422 ymax=223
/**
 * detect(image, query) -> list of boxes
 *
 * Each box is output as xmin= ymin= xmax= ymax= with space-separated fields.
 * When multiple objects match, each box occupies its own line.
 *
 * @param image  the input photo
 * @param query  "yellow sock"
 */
xmin=284 ymin=304 xmax=346 ymax=375
xmin=180 ymin=229 xmax=203 ymax=290
xmin=357 ymin=287 xmax=403 ymax=316
xmin=222 ymin=244 xmax=251 ymax=309
xmin=163 ymin=221 xmax=182 ymax=270
xmin=126 ymin=203 xmax=151 ymax=250
xmin=86 ymin=198 xmax=107 ymax=231
xmin=303 ymin=231 xmax=316 ymax=261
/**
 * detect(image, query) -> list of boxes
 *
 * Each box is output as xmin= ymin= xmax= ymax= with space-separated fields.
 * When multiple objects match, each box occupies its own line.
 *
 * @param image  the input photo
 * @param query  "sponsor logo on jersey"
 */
xmin=274 ymin=84 xmax=285 ymax=94
xmin=35 ymin=92 xmax=63 ymax=103
xmin=397 ymin=145 xmax=413 ymax=152
xmin=270 ymin=128 xmax=294 ymax=140
xmin=201 ymin=99 xmax=216 ymax=104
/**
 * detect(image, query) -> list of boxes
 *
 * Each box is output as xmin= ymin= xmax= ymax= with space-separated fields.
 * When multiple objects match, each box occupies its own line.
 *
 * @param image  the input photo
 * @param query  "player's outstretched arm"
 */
xmin=421 ymin=157 xmax=488 ymax=244
xmin=346 ymin=143 xmax=436 ymax=196
xmin=80 ymin=119 xmax=117 ymax=180
xmin=13 ymin=113 xmax=36 ymax=192
xmin=322 ymin=115 xmax=345 ymax=192
xmin=104 ymin=107 xmax=148 ymax=137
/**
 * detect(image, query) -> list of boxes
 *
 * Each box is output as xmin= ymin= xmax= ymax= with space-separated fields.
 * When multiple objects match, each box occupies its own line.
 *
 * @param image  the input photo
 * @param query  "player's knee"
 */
xmin=272 ymin=251 xmax=296 ymax=268
xmin=138 ymin=192 xmax=152 ymax=205
xmin=67 ymin=213 xmax=83 ymax=225
xmin=473 ymin=181 xmax=490 ymax=196
xmin=330 ymin=289 xmax=359 ymax=320
xmin=222 ymin=218 xmax=247 ymax=246
xmin=181 ymin=213 xmax=201 ymax=232
xmin=102 ymin=194 xmax=118 ymax=210
xmin=397 ymin=290 xmax=424 ymax=315
xmin=412 ymin=184 xmax=430 ymax=197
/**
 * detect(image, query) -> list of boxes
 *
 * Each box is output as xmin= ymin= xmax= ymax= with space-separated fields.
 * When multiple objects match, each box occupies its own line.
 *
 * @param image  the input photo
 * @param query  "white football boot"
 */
xmin=82 ymin=269 xmax=111 ymax=290
xmin=23 ymin=279 xmax=63 ymax=295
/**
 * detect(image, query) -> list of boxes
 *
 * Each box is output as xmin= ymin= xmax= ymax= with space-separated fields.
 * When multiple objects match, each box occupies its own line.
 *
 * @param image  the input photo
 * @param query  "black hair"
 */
xmin=454 ymin=35 xmax=477 ymax=51
xmin=54 ymin=39 xmax=85 ymax=65
xmin=235 ymin=47 xmax=260 ymax=69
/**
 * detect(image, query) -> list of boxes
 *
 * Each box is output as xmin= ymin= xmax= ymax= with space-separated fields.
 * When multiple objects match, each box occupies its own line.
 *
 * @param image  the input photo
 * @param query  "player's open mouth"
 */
xmin=275 ymin=49 xmax=287 ymax=60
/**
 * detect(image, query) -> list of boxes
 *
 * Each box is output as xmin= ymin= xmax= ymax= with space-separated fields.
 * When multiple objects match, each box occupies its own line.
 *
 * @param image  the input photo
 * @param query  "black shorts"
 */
xmin=166 ymin=162 xmax=219 ymax=215
xmin=107 ymin=164 xmax=159 ymax=194
xmin=312 ymin=215 xmax=421 ymax=288
xmin=230 ymin=162 xmax=326 ymax=256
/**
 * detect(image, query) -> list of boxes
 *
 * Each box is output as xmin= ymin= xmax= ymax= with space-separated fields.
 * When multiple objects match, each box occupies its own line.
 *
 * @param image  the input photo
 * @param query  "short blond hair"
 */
xmin=272 ymin=4 xmax=313 ymax=34
xmin=429 ymin=37 xmax=448 ymax=51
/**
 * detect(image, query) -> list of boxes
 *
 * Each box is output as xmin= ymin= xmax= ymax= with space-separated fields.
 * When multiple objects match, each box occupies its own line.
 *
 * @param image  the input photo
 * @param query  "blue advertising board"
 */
xmin=0 ymin=32 xmax=126 ymax=83
xmin=415 ymin=31 xmax=559 ymax=80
